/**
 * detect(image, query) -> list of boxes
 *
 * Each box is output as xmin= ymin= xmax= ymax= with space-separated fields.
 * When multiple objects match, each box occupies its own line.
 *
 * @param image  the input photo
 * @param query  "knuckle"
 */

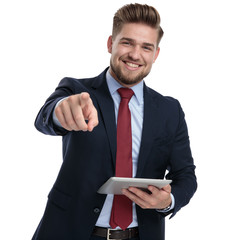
xmin=84 ymin=92 xmax=90 ymax=98
xmin=74 ymin=114 xmax=82 ymax=122
xmin=80 ymin=92 xmax=90 ymax=101
xmin=55 ymin=106 xmax=61 ymax=115
xmin=67 ymin=95 xmax=77 ymax=104
xmin=60 ymin=99 xmax=70 ymax=109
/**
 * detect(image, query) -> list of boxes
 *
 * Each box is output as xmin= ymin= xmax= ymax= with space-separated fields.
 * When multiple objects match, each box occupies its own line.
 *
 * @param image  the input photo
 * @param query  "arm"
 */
xmin=122 ymin=101 xmax=197 ymax=217
xmin=165 ymin=102 xmax=197 ymax=217
xmin=34 ymin=77 xmax=98 ymax=135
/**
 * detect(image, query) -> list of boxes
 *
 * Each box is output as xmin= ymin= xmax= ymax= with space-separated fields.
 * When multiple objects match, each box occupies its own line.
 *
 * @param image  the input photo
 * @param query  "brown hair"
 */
xmin=112 ymin=3 xmax=164 ymax=46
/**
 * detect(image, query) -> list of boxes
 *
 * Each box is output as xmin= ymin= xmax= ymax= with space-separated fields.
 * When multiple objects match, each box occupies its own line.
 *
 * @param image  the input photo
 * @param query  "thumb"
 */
xmin=79 ymin=92 xmax=99 ymax=131
xmin=162 ymin=184 xmax=171 ymax=193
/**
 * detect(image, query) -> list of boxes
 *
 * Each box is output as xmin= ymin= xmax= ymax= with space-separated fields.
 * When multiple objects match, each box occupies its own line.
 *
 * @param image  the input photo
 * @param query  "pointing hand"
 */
xmin=55 ymin=93 xmax=99 ymax=132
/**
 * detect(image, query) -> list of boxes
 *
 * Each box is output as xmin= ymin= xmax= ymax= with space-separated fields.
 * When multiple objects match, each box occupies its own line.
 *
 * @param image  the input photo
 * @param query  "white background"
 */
xmin=0 ymin=0 xmax=239 ymax=239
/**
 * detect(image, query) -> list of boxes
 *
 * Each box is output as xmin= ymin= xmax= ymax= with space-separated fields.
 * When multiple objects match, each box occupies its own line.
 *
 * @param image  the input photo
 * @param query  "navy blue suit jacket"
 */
xmin=32 ymin=68 xmax=197 ymax=240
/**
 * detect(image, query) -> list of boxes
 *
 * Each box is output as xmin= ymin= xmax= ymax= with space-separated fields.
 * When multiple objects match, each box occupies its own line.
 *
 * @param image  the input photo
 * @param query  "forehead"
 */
xmin=115 ymin=23 xmax=158 ymax=47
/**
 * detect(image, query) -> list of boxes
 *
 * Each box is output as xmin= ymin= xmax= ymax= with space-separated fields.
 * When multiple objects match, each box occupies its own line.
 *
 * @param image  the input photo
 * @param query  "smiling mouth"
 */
xmin=123 ymin=61 xmax=142 ymax=69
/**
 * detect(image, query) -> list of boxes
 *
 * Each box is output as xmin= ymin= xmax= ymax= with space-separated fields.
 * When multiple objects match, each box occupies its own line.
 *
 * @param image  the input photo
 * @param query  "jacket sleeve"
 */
xmin=34 ymin=77 xmax=76 ymax=136
xmin=165 ymin=101 xmax=197 ymax=218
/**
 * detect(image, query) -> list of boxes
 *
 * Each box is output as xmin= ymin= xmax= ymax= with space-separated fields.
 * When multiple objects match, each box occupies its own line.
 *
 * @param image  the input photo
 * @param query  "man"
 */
xmin=32 ymin=3 xmax=197 ymax=240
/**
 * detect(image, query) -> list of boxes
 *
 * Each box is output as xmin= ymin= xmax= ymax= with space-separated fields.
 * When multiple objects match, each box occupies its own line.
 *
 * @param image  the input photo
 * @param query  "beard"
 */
xmin=110 ymin=60 xmax=150 ymax=86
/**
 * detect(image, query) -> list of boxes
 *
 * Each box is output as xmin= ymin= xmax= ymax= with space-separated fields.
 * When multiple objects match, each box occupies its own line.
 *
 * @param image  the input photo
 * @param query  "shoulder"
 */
xmin=57 ymin=76 xmax=95 ymax=93
xmin=144 ymin=85 xmax=187 ymax=136
xmin=57 ymin=68 xmax=107 ymax=94
xmin=145 ymin=85 xmax=181 ymax=111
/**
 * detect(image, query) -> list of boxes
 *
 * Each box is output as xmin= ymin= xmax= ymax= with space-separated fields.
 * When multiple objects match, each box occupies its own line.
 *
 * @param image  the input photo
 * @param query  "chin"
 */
xmin=110 ymin=63 xmax=148 ymax=86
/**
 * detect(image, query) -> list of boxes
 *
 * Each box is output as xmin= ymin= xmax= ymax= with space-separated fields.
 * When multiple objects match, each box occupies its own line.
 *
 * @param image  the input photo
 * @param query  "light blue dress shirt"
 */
xmin=95 ymin=70 xmax=144 ymax=228
xmin=53 ymin=70 xmax=174 ymax=229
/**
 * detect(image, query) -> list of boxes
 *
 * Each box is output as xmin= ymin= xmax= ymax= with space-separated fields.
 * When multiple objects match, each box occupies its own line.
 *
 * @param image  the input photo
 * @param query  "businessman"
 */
xmin=32 ymin=3 xmax=197 ymax=240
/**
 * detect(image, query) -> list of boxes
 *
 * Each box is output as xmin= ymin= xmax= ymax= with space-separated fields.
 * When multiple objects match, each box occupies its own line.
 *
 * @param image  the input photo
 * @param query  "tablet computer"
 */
xmin=97 ymin=177 xmax=172 ymax=194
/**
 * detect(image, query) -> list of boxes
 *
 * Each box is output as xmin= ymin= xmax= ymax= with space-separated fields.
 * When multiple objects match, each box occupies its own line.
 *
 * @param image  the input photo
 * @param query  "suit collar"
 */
xmin=91 ymin=67 xmax=109 ymax=90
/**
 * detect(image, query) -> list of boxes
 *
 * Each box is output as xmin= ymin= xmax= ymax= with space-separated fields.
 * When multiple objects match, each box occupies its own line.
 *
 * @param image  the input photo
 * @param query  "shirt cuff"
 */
xmin=52 ymin=97 xmax=68 ymax=127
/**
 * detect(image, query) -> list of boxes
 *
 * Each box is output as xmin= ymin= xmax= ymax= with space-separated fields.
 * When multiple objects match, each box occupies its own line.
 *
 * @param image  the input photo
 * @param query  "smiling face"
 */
xmin=107 ymin=23 xmax=160 ymax=87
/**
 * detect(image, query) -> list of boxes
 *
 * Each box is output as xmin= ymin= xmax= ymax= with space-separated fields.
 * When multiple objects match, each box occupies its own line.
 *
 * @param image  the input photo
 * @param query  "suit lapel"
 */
xmin=136 ymin=85 xmax=156 ymax=177
xmin=91 ymin=69 xmax=117 ymax=168
xmin=90 ymin=70 xmax=157 ymax=176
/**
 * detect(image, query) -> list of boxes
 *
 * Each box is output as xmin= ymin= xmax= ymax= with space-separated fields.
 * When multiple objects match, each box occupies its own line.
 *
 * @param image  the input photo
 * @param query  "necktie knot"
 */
xmin=117 ymin=88 xmax=134 ymax=100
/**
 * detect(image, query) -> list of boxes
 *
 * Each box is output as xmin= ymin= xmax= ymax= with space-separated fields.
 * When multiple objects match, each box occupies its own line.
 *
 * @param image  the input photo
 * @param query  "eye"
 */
xmin=143 ymin=46 xmax=152 ymax=51
xmin=122 ymin=41 xmax=131 ymax=46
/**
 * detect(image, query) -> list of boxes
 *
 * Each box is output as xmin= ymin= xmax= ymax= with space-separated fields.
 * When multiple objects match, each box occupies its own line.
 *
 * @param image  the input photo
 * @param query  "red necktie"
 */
xmin=110 ymin=88 xmax=134 ymax=230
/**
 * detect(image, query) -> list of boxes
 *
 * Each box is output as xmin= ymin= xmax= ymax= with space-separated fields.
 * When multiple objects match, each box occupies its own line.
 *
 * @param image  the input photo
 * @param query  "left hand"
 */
xmin=122 ymin=184 xmax=172 ymax=210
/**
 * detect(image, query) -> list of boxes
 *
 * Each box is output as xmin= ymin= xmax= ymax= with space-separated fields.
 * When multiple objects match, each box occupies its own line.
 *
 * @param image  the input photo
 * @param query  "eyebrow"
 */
xmin=120 ymin=37 xmax=156 ymax=49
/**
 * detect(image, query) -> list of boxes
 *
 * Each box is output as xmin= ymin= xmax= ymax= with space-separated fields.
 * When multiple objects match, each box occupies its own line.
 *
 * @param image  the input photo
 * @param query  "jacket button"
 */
xmin=93 ymin=208 xmax=100 ymax=214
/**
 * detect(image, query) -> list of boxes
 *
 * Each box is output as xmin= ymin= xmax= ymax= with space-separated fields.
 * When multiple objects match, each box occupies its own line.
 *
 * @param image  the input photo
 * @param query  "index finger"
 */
xmin=148 ymin=184 xmax=171 ymax=195
xmin=79 ymin=92 xmax=91 ymax=106
xmin=128 ymin=186 xmax=151 ymax=200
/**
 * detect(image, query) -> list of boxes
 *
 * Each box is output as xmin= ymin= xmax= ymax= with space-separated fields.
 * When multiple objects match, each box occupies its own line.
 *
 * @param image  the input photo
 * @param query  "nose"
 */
xmin=128 ymin=45 xmax=141 ymax=61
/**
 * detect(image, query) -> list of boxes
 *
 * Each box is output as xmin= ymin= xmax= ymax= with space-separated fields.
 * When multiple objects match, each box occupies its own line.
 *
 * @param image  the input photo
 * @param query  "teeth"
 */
xmin=126 ymin=62 xmax=139 ymax=68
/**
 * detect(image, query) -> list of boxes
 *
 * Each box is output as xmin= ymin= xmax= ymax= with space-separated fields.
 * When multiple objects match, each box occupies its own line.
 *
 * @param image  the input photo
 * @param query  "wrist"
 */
xmin=157 ymin=193 xmax=175 ymax=213
xmin=159 ymin=203 xmax=171 ymax=211
xmin=159 ymin=195 xmax=172 ymax=211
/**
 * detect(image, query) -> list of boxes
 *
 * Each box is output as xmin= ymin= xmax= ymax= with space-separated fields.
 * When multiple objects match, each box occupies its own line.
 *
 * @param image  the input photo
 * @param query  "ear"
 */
xmin=153 ymin=47 xmax=160 ymax=63
xmin=107 ymin=36 xmax=113 ymax=53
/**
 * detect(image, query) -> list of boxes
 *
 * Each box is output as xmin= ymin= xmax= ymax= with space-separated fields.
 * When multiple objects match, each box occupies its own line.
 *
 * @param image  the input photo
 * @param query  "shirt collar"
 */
xmin=106 ymin=70 xmax=144 ymax=105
